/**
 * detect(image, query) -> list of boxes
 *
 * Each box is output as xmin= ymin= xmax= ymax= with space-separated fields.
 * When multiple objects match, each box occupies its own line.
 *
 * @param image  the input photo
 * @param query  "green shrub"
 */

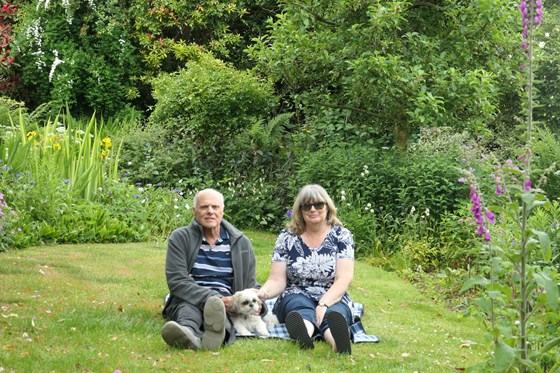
xmin=98 ymin=181 xmax=194 ymax=240
xmin=14 ymin=0 xmax=140 ymax=116
xmin=0 ymin=185 xmax=26 ymax=252
xmin=532 ymin=126 xmax=560 ymax=201
xmin=0 ymin=105 xmax=196 ymax=250
xmin=149 ymin=55 xmax=277 ymax=173
xmin=297 ymin=144 xmax=467 ymax=221
xmin=219 ymin=176 xmax=288 ymax=232
xmin=116 ymin=123 xmax=203 ymax=188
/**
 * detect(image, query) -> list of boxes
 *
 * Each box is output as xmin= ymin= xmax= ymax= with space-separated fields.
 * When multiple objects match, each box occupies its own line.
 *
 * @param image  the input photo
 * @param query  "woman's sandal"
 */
xmin=327 ymin=311 xmax=352 ymax=355
xmin=285 ymin=311 xmax=314 ymax=349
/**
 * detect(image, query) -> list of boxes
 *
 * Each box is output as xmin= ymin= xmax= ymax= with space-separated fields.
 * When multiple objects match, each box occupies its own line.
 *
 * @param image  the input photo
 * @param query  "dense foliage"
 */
xmin=9 ymin=0 xmax=278 ymax=116
xmin=2 ymin=2 xmax=560 ymax=370
xmin=0 ymin=0 xmax=19 ymax=94
xmin=247 ymin=0 xmax=525 ymax=150
xmin=13 ymin=0 xmax=140 ymax=116
xmin=0 ymin=99 xmax=192 ymax=251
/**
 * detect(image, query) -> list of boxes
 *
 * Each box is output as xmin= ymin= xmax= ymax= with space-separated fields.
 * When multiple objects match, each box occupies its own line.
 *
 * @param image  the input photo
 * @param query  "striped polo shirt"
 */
xmin=191 ymin=225 xmax=233 ymax=296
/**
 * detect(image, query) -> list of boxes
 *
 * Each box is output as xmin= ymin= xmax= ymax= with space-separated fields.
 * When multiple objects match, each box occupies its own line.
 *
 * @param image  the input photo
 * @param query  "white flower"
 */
xmin=424 ymin=208 xmax=430 ymax=217
xmin=48 ymin=50 xmax=64 ymax=82
xmin=185 ymin=203 xmax=190 ymax=209
xmin=538 ymin=41 xmax=546 ymax=48
xmin=410 ymin=206 xmax=416 ymax=214
xmin=174 ymin=205 xmax=179 ymax=209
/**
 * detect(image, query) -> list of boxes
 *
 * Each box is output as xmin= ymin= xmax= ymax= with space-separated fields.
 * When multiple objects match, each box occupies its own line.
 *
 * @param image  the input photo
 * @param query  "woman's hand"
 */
xmin=316 ymin=304 xmax=328 ymax=325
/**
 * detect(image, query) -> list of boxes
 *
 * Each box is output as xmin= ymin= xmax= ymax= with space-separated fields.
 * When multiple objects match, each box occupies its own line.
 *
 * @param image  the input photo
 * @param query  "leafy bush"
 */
xmin=220 ymin=176 xmax=288 ymax=233
xmin=0 ymin=105 xmax=196 ymax=250
xmin=96 ymin=181 xmax=194 ymax=241
xmin=13 ymin=0 xmax=140 ymax=116
xmin=128 ymin=0 xmax=277 ymax=76
xmin=0 ymin=96 xmax=27 ymax=126
xmin=297 ymin=144 xmax=467 ymax=221
xmin=149 ymin=54 xmax=277 ymax=176
xmin=532 ymin=126 xmax=560 ymax=201
xmin=0 ymin=186 xmax=25 ymax=251
xmin=116 ymin=123 xmax=203 ymax=188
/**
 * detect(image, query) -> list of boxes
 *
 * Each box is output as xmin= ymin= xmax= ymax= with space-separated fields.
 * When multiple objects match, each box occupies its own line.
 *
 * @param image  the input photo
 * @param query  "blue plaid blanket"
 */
xmin=241 ymin=298 xmax=379 ymax=343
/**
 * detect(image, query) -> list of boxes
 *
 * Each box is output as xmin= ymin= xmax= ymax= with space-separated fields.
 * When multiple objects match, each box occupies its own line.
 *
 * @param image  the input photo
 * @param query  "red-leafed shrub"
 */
xmin=0 ymin=1 xmax=19 ymax=94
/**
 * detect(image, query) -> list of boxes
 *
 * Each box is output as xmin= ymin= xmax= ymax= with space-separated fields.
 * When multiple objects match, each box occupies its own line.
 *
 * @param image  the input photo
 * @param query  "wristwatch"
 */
xmin=318 ymin=302 xmax=329 ymax=308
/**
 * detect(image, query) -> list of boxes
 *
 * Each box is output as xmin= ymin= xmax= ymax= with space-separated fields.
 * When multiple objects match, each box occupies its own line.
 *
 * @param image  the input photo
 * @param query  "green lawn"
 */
xmin=0 ymin=230 xmax=489 ymax=372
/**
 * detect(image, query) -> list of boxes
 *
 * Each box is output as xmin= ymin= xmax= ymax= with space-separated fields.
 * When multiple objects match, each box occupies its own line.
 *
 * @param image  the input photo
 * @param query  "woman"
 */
xmin=257 ymin=184 xmax=355 ymax=354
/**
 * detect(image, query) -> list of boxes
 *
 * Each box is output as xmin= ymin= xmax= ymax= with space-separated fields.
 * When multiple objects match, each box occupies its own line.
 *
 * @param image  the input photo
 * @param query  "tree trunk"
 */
xmin=393 ymin=121 xmax=410 ymax=152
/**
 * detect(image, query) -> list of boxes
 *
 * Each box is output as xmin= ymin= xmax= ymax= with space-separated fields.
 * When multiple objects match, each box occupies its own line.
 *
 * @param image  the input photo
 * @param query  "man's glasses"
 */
xmin=300 ymin=201 xmax=326 ymax=211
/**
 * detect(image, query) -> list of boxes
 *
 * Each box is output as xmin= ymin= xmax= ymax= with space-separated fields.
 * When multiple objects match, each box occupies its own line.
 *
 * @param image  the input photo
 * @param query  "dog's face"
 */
xmin=231 ymin=289 xmax=260 ymax=315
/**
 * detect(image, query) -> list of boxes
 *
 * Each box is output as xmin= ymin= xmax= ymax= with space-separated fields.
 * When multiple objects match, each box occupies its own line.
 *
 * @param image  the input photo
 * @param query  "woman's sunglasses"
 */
xmin=300 ymin=201 xmax=326 ymax=211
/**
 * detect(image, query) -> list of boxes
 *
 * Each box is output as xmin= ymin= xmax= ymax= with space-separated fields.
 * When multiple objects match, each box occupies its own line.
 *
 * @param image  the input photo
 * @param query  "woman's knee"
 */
xmin=276 ymin=294 xmax=316 ymax=322
xmin=319 ymin=303 xmax=352 ymax=334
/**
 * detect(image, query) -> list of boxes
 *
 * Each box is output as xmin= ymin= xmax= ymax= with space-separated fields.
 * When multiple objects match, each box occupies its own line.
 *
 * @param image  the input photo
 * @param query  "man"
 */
xmin=161 ymin=188 xmax=265 ymax=350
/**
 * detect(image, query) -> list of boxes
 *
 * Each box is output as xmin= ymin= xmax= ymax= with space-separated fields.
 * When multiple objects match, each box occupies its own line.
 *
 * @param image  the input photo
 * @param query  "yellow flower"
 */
xmin=53 ymin=143 xmax=62 ymax=151
xmin=101 ymin=137 xmax=112 ymax=149
xmin=26 ymin=131 xmax=36 ymax=140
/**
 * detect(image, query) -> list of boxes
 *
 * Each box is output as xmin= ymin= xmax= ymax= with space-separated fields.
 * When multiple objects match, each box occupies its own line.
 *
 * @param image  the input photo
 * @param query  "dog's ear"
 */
xmin=230 ymin=292 xmax=241 ymax=314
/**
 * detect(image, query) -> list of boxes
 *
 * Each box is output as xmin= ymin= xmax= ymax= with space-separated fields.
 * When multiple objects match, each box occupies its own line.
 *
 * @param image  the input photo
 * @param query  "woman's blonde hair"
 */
xmin=286 ymin=184 xmax=342 ymax=235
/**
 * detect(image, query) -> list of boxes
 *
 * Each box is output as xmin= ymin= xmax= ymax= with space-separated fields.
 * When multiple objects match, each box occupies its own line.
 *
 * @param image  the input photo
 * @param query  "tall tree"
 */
xmin=248 ymin=0 xmax=525 ymax=150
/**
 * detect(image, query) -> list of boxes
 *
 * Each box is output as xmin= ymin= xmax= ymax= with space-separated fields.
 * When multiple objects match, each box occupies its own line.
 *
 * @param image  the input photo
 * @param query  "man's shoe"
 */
xmin=201 ymin=296 xmax=226 ymax=350
xmin=162 ymin=321 xmax=201 ymax=349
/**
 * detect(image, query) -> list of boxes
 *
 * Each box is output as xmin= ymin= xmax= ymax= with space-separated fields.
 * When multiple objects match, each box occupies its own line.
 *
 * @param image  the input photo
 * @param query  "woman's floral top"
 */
xmin=272 ymin=224 xmax=355 ymax=308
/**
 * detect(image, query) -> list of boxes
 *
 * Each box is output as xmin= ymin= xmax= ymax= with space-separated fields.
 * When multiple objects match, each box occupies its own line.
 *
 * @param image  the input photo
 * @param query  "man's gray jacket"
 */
xmin=162 ymin=218 xmax=264 ymax=318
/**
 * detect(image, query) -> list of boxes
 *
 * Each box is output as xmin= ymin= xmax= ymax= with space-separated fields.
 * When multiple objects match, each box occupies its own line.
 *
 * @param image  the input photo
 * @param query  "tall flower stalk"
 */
xmin=518 ymin=0 xmax=544 ymax=365
xmin=462 ymin=1 xmax=560 ymax=371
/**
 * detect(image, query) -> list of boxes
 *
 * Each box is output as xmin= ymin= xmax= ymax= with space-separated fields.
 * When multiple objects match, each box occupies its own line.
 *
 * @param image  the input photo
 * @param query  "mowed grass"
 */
xmin=0 ymin=230 xmax=489 ymax=372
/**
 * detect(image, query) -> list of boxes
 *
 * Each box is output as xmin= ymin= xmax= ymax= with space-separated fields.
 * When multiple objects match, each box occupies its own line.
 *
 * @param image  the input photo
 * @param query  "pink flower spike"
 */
xmin=475 ymin=226 xmax=486 ymax=236
xmin=484 ymin=231 xmax=491 ymax=242
xmin=496 ymin=184 xmax=503 ymax=195
xmin=485 ymin=209 xmax=496 ymax=224
xmin=524 ymin=178 xmax=532 ymax=191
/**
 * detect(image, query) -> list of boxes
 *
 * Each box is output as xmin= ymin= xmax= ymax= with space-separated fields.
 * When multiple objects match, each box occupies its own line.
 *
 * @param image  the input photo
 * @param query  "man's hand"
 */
xmin=221 ymin=295 xmax=233 ymax=314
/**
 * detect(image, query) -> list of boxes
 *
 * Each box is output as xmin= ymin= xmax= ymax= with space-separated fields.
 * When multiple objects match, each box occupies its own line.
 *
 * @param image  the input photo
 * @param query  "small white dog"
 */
xmin=230 ymin=289 xmax=270 ymax=337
